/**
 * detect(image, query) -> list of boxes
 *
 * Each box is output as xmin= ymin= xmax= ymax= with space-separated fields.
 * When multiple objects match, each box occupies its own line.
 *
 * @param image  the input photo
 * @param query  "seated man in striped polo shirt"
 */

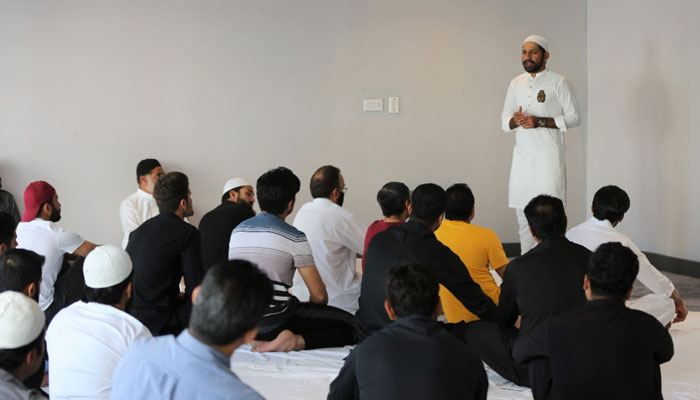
xmin=229 ymin=167 xmax=356 ymax=352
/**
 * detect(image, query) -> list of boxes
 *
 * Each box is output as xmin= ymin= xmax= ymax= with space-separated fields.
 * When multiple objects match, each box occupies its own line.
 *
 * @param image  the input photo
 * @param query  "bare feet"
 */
xmin=251 ymin=330 xmax=305 ymax=352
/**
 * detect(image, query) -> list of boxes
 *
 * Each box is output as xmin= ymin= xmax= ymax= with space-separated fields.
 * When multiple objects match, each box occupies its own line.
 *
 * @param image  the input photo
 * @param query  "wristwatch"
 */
xmin=538 ymin=119 xmax=546 ymax=127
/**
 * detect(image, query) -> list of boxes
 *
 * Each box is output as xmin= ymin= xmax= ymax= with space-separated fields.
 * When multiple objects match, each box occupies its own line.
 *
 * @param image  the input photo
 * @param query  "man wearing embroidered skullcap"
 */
xmin=500 ymin=34 xmax=581 ymax=255
xmin=46 ymin=245 xmax=151 ymax=400
xmin=0 ymin=291 xmax=47 ymax=399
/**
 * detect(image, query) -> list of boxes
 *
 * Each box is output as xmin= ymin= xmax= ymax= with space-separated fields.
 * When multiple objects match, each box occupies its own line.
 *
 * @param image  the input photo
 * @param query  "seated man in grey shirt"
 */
xmin=110 ymin=260 xmax=273 ymax=400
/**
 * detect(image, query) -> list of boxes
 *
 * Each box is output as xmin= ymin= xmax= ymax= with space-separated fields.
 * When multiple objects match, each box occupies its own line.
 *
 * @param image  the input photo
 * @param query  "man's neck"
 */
xmin=382 ymin=216 xmax=403 ymax=223
xmin=139 ymin=186 xmax=152 ymax=195
xmin=189 ymin=329 xmax=240 ymax=358
xmin=262 ymin=211 xmax=287 ymax=221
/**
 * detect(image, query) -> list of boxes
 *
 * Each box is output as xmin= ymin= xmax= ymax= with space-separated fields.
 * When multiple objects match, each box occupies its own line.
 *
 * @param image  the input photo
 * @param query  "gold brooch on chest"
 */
xmin=537 ymin=90 xmax=546 ymax=103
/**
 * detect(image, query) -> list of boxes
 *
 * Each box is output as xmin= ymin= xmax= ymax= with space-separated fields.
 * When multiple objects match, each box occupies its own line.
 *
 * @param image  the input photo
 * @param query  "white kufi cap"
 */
xmin=222 ymin=178 xmax=251 ymax=195
xmin=523 ymin=34 xmax=549 ymax=52
xmin=0 ymin=291 xmax=45 ymax=349
xmin=83 ymin=245 xmax=133 ymax=289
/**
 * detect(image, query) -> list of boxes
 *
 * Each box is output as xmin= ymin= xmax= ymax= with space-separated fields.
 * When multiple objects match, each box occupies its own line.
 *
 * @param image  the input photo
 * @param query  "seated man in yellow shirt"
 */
xmin=435 ymin=183 xmax=509 ymax=322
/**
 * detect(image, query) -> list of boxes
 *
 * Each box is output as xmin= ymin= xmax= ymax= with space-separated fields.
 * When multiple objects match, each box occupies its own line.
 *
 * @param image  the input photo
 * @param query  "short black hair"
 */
xmin=256 ymin=167 xmax=300 ymax=215
xmin=445 ymin=183 xmax=475 ymax=221
xmin=376 ymin=182 xmax=410 ymax=217
xmin=310 ymin=165 xmax=341 ymax=199
xmin=136 ymin=159 xmax=161 ymax=184
xmin=524 ymin=195 xmax=567 ymax=240
xmin=190 ymin=260 xmax=273 ymax=346
xmin=385 ymin=262 xmax=439 ymax=318
xmin=410 ymin=183 xmax=446 ymax=224
xmin=592 ymin=185 xmax=630 ymax=223
xmin=588 ymin=242 xmax=639 ymax=301
xmin=84 ymin=274 xmax=131 ymax=306
xmin=0 ymin=212 xmax=16 ymax=248
xmin=153 ymin=172 xmax=189 ymax=213
xmin=0 ymin=249 xmax=44 ymax=297
xmin=0 ymin=328 xmax=44 ymax=371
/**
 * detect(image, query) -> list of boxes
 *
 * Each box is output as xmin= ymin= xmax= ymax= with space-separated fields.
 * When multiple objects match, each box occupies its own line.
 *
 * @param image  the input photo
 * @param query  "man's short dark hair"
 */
xmin=0 ymin=249 xmax=44 ymax=297
xmin=135 ymin=159 xmax=161 ymax=184
xmin=190 ymin=260 xmax=273 ymax=346
xmin=309 ymin=165 xmax=341 ymax=199
xmin=0 ymin=212 xmax=15 ymax=248
xmin=256 ymin=167 xmax=300 ymax=215
xmin=410 ymin=184 xmax=446 ymax=224
xmin=445 ymin=183 xmax=475 ymax=221
xmin=592 ymin=185 xmax=630 ymax=224
xmin=588 ymin=242 xmax=639 ymax=301
xmin=153 ymin=172 xmax=189 ymax=213
xmin=84 ymin=274 xmax=131 ymax=306
xmin=0 ymin=329 xmax=45 ymax=371
xmin=524 ymin=195 xmax=567 ymax=240
xmin=376 ymin=182 xmax=410 ymax=217
xmin=386 ymin=263 xmax=439 ymax=318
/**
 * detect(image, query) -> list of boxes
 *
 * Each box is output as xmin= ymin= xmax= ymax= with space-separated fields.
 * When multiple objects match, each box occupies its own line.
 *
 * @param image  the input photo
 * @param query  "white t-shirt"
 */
xmin=46 ymin=301 xmax=152 ymax=399
xmin=119 ymin=188 xmax=159 ymax=249
xmin=16 ymin=219 xmax=85 ymax=310
xmin=292 ymin=198 xmax=367 ymax=313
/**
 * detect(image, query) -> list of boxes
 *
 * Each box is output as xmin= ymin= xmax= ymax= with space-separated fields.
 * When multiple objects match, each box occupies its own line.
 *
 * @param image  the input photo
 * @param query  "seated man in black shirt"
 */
xmin=329 ymin=262 xmax=488 ymax=400
xmin=126 ymin=172 xmax=204 ymax=335
xmin=462 ymin=195 xmax=591 ymax=387
xmin=513 ymin=242 xmax=674 ymax=399
xmin=356 ymin=183 xmax=496 ymax=341
xmin=198 ymin=178 xmax=255 ymax=271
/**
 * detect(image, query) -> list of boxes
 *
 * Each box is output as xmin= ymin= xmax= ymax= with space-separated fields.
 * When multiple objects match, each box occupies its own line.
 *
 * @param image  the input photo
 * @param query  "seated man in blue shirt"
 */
xmin=328 ymin=262 xmax=488 ymax=400
xmin=110 ymin=259 xmax=273 ymax=400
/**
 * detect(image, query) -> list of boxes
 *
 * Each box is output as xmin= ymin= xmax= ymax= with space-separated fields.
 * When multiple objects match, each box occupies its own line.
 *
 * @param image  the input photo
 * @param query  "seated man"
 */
xmin=46 ymin=245 xmax=151 ymax=400
xmin=110 ymin=260 xmax=271 ymax=400
xmin=361 ymin=181 xmax=411 ymax=271
xmin=357 ymin=183 xmax=496 ymax=341
xmin=199 ymin=178 xmax=255 ymax=271
xmin=0 ymin=172 xmax=20 ymax=225
xmin=328 ymin=263 xmax=488 ymax=400
xmin=15 ymin=181 xmax=97 ymax=323
xmin=120 ymin=158 xmax=164 ymax=248
xmin=0 ymin=212 xmax=18 ymax=254
xmin=435 ymin=183 xmax=509 ymax=323
xmin=126 ymin=172 xmax=203 ymax=335
xmin=513 ymin=242 xmax=674 ymax=399
xmin=566 ymin=185 xmax=687 ymax=325
xmin=0 ymin=291 xmax=47 ymax=400
xmin=292 ymin=165 xmax=367 ymax=313
xmin=229 ymin=167 xmax=356 ymax=352
xmin=462 ymin=195 xmax=591 ymax=387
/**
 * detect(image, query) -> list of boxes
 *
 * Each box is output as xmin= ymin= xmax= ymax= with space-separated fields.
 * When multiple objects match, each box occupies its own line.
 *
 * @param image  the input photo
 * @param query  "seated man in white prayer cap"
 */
xmin=46 ymin=245 xmax=151 ymax=400
xmin=0 ymin=291 xmax=47 ymax=399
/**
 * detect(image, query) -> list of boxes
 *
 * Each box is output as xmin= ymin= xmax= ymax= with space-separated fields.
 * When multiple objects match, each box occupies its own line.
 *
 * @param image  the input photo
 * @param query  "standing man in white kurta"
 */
xmin=501 ymin=34 xmax=581 ymax=254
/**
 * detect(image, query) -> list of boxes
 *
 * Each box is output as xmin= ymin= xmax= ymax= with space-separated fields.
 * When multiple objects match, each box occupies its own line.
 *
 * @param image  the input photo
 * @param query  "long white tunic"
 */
xmin=500 ymin=68 xmax=580 ymax=208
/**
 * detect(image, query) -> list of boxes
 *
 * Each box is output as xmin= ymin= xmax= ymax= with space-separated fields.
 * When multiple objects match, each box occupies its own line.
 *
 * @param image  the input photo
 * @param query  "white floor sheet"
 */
xmin=232 ymin=311 xmax=700 ymax=399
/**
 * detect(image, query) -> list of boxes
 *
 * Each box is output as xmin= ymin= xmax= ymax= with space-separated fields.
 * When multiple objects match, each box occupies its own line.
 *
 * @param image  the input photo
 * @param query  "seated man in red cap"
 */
xmin=15 ymin=181 xmax=97 ymax=324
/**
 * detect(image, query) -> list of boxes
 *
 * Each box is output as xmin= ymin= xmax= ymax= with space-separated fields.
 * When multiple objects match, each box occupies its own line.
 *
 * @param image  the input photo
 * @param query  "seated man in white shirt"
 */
xmin=15 ymin=181 xmax=97 ymax=324
xmin=566 ymin=185 xmax=687 ymax=325
xmin=46 ymin=245 xmax=151 ymax=400
xmin=119 ymin=159 xmax=164 ymax=248
xmin=292 ymin=165 xmax=367 ymax=313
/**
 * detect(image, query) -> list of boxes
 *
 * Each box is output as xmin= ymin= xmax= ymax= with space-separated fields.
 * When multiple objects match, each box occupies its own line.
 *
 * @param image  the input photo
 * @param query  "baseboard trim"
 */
xmin=502 ymin=242 xmax=700 ymax=279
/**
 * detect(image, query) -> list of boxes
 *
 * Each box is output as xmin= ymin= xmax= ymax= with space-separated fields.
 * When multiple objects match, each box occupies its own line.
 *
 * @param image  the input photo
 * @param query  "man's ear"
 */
xmin=544 ymin=51 xmax=550 ymax=63
xmin=126 ymin=282 xmax=133 ymax=301
xmin=179 ymin=198 xmax=188 ymax=211
xmin=191 ymin=285 xmax=201 ymax=304
xmin=384 ymin=299 xmax=397 ymax=321
xmin=583 ymin=274 xmax=590 ymax=291
xmin=23 ymin=282 xmax=37 ymax=299
xmin=41 ymin=202 xmax=53 ymax=218
xmin=0 ymin=243 xmax=6 ymax=254
xmin=528 ymin=224 xmax=536 ymax=239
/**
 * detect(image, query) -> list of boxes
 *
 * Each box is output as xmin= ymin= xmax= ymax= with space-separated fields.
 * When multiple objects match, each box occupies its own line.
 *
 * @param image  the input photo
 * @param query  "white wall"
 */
xmin=588 ymin=0 xmax=700 ymax=262
xmin=0 ymin=0 xmax=587 ymax=246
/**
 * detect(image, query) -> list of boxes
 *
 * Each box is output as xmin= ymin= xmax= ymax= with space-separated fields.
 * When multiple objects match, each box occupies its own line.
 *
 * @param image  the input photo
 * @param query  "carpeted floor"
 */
xmin=631 ymin=271 xmax=700 ymax=311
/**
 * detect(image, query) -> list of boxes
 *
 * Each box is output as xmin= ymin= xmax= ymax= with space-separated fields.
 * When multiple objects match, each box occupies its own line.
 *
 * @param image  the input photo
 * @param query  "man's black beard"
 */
xmin=49 ymin=208 xmax=61 ymax=222
xmin=522 ymin=59 xmax=544 ymax=73
xmin=236 ymin=198 xmax=253 ymax=208
xmin=337 ymin=192 xmax=345 ymax=207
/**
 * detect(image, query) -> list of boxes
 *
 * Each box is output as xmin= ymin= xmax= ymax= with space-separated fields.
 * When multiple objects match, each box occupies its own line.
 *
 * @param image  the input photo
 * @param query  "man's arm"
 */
xmin=328 ymin=348 xmax=360 ymax=400
xmin=181 ymin=229 xmax=204 ymax=300
xmin=342 ymin=214 xmax=367 ymax=256
xmin=298 ymin=265 xmax=328 ymax=305
xmin=119 ymin=200 xmax=141 ymax=239
xmin=494 ymin=264 xmax=519 ymax=327
xmin=501 ymin=81 xmax=520 ymax=132
xmin=653 ymin=320 xmax=674 ymax=364
xmin=71 ymin=241 xmax=97 ymax=257
xmin=512 ymin=319 xmax=550 ymax=365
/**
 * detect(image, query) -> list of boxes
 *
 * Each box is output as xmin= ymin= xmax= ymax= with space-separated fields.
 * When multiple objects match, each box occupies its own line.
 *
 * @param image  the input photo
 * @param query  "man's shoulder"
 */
xmin=120 ymin=190 xmax=141 ymax=207
xmin=237 ymin=214 xmax=306 ymax=240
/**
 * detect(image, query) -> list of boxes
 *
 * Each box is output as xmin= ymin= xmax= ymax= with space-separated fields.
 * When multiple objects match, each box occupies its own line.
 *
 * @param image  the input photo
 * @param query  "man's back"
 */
xmin=496 ymin=236 xmax=590 ymax=336
xmin=198 ymin=202 xmax=254 ymax=271
xmin=46 ymin=301 xmax=151 ymax=399
xmin=329 ymin=316 xmax=487 ymax=400
xmin=357 ymin=221 xmax=496 ymax=340
xmin=119 ymin=189 xmax=159 ymax=249
xmin=110 ymin=330 xmax=262 ymax=400
xmin=126 ymin=212 xmax=203 ymax=335
xmin=292 ymin=198 xmax=366 ymax=313
xmin=514 ymin=300 xmax=673 ymax=399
